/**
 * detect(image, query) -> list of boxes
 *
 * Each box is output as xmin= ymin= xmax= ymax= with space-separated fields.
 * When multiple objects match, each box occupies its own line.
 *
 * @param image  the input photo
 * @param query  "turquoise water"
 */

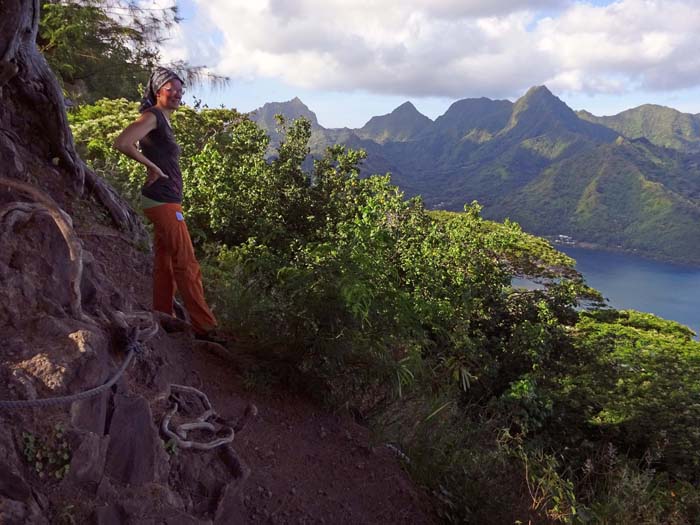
xmin=557 ymin=245 xmax=700 ymax=336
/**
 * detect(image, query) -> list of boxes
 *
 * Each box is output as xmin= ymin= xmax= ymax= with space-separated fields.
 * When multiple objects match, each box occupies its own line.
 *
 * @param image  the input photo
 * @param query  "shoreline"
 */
xmin=545 ymin=237 xmax=700 ymax=339
xmin=546 ymin=237 xmax=700 ymax=270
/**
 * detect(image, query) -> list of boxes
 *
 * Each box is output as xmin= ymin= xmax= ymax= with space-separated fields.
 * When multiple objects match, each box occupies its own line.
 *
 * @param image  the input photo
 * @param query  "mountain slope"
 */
xmin=494 ymin=137 xmax=700 ymax=261
xmin=578 ymin=104 xmax=700 ymax=153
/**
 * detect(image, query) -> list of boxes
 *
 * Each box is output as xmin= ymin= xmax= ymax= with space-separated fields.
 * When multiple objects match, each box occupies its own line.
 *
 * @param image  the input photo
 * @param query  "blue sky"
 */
xmin=165 ymin=0 xmax=700 ymax=128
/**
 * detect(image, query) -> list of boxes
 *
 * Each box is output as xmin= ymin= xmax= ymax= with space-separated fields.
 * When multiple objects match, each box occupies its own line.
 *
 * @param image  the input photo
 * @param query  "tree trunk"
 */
xmin=0 ymin=0 xmax=145 ymax=240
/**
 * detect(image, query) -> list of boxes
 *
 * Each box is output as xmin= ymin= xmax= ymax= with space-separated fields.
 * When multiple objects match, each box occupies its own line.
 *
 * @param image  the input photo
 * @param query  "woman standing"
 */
xmin=114 ymin=67 xmax=219 ymax=342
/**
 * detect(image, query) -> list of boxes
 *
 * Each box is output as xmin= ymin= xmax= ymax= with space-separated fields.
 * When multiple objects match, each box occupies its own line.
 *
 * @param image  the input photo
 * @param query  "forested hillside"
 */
xmin=253 ymin=87 xmax=700 ymax=264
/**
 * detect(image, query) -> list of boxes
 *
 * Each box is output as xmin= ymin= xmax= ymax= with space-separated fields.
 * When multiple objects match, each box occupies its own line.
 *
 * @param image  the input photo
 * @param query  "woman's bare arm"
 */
xmin=113 ymin=112 xmax=168 ymax=185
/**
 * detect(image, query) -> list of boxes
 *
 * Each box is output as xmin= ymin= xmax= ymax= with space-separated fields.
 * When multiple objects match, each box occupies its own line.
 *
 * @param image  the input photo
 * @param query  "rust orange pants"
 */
xmin=144 ymin=203 xmax=217 ymax=334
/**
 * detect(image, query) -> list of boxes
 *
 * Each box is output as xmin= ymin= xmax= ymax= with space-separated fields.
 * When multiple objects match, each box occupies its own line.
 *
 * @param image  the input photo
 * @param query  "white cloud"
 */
xmin=537 ymin=0 xmax=700 ymax=92
xmin=170 ymin=0 xmax=700 ymax=100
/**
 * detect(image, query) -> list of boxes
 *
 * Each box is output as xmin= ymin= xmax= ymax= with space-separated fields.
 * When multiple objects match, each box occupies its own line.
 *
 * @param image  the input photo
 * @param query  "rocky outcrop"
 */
xmin=104 ymin=394 xmax=169 ymax=486
xmin=0 ymin=462 xmax=48 ymax=525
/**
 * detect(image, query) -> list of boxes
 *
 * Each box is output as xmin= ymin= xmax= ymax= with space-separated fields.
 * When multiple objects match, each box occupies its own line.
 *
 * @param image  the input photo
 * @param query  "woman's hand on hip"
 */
xmin=145 ymin=165 xmax=169 ymax=186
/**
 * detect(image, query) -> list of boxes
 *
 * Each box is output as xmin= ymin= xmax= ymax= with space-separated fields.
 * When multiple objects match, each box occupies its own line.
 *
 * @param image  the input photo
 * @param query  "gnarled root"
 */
xmin=0 ymin=177 xmax=88 ymax=322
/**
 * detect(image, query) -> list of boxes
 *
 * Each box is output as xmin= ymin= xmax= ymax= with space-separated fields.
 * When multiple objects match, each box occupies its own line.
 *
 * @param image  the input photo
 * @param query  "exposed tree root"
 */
xmin=0 ymin=177 xmax=88 ymax=322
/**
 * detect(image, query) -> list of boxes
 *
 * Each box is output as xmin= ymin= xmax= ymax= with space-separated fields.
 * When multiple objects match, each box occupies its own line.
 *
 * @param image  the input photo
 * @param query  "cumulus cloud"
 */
xmin=538 ymin=0 xmax=700 ymax=92
xmin=171 ymin=0 xmax=700 ymax=99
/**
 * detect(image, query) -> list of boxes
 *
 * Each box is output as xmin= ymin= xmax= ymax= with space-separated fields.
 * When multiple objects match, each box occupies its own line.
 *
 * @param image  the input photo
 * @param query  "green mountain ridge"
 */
xmin=578 ymin=104 xmax=700 ymax=153
xmin=425 ymin=96 xmax=512 ymax=139
xmin=252 ymin=87 xmax=700 ymax=264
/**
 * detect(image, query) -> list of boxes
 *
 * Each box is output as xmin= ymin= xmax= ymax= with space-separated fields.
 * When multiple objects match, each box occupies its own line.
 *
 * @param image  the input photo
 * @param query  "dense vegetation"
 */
xmin=70 ymin=97 xmax=700 ymax=523
xmin=38 ymin=0 xmax=176 ymax=103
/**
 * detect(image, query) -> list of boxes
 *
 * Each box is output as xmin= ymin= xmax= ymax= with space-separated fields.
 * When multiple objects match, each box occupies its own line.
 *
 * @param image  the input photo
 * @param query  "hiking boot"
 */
xmin=159 ymin=315 xmax=189 ymax=333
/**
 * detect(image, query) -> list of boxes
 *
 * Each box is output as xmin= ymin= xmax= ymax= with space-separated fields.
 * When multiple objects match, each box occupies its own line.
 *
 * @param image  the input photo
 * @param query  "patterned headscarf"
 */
xmin=139 ymin=67 xmax=184 ymax=113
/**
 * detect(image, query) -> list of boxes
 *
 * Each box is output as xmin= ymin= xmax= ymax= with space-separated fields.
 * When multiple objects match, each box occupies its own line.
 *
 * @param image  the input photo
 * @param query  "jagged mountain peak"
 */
xmin=511 ymin=85 xmax=571 ymax=117
xmin=362 ymin=100 xmax=430 ymax=123
xmin=431 ymin=97 xmax=513 ymax=137
xmin=523 ymin=84 xmax=554 ymax=97
xmin=392 ymin=101 xmax=420 ymax=113
xmin=252 ymin=97 xmax=320 ymax=128
xmin=357 ymin=101 xmax=432 ymax=143
xmin=504 ymin=85 xmax=617 ymax=142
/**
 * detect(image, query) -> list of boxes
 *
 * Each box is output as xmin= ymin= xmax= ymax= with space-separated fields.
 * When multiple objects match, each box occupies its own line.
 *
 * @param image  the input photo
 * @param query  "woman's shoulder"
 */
xmin=141 ymin=107 xmax=168 ymax=130
xmin=142 ymin=106 xmax=163 ymax=120
xmin=139 ymin=109 xmax=158 ymax=122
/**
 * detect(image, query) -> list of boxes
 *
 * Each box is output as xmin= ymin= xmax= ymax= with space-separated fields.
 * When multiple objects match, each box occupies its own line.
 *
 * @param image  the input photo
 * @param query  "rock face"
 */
xmin=0 ymin=157 xmax=249 ymax=524
xmin=104 ymin=394 xmax=169 ymax=486
xmin=68 ymin=432 xmax=110 ymax=490
xmin=0 ymin=201 xmax=250 ymax=521
xmin=0 ymin=463 xmax=48 ymax=525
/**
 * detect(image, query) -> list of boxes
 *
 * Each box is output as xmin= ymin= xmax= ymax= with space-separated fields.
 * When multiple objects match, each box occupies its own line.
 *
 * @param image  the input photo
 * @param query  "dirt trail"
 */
xmin=159 ymin=332 xmax=436 ymax=524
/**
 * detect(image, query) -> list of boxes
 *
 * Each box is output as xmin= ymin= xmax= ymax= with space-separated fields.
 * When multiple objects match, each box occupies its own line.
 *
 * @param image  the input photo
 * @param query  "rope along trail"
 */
xmin=0 ymin=340 xmax=143 ymax=409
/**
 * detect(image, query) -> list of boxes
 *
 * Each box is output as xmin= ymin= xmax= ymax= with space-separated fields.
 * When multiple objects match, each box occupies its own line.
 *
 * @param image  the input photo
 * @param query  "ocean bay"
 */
xmin=557 ymin=245 xmax=700 ymax=336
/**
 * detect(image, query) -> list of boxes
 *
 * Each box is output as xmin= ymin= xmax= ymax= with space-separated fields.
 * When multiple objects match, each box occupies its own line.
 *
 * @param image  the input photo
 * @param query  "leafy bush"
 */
xmin=548 ymin=310 xmax=700 ymax=480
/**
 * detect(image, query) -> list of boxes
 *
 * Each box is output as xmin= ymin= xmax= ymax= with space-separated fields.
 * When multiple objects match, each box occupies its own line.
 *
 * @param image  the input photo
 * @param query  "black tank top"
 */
xmin=140 ymin=107 xmax=183 ymax=203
